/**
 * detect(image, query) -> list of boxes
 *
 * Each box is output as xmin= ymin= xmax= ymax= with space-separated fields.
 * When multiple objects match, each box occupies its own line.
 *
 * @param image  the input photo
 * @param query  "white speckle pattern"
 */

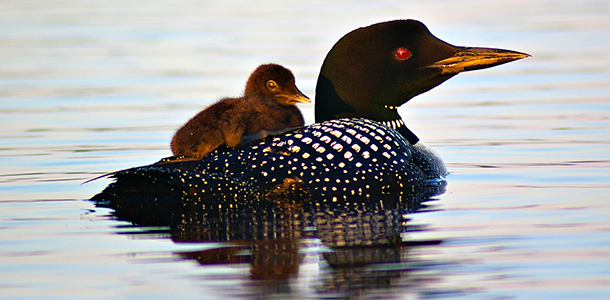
xmin=344 ymin=151 xmax=353 ymax=160
xmin=380 ymin=118 xmax=407 ymax=130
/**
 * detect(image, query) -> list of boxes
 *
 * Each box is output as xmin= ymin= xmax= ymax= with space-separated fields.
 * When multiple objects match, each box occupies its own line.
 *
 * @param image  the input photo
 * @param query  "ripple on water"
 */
xmin=1 ymin=0 xmax=610 ymax=299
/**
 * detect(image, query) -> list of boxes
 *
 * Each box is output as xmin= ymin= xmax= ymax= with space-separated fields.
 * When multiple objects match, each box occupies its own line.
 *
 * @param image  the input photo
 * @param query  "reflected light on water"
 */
xmin=1 ymin=0 xmax=610 ymax=299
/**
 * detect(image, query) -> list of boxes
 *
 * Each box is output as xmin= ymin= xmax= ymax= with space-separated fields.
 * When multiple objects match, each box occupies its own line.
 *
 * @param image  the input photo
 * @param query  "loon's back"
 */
xmin=92 ymin=118 xmax=447 ymax=224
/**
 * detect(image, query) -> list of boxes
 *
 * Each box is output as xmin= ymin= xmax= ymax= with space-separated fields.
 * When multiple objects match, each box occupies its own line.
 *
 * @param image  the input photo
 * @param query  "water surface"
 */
xmin=1 ymin=0 xmax=609 ymax=299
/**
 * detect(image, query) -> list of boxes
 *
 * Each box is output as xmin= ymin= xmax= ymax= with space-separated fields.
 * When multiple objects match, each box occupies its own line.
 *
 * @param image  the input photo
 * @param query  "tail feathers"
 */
xmin=90 ymin=165 xmax=266 ymax=225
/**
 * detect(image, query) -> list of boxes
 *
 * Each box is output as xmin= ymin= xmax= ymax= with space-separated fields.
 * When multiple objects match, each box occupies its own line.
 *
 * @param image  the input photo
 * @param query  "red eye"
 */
xmin=395 ymin=47 xmax=412 ymax=60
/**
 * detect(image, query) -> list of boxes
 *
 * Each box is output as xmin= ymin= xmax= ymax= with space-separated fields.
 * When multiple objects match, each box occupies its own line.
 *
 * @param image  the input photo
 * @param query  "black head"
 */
xmin=246 ymin=63 xmax=310 ymax=106
xmin=315 ymin=20 xmax=529 ymax=143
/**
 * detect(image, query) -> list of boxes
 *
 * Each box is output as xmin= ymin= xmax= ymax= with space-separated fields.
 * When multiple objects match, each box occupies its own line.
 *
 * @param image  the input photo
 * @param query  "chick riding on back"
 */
xmin=170 ymin=63 xmax=310 ymax=158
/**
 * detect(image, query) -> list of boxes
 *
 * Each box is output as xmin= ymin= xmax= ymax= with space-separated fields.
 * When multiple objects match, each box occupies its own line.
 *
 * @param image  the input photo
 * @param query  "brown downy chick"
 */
xmin=170 ymin=64 xmax=310 ymax=158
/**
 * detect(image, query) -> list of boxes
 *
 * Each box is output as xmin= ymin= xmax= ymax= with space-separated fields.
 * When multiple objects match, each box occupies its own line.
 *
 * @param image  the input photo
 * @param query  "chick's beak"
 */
xmin=290 ymin=89 xmax=311 ymax=104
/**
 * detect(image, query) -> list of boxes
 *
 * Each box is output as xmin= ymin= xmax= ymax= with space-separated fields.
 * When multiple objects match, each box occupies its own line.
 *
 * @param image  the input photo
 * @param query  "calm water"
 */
xmin=1 ymin=0 xmax=609 ymax=299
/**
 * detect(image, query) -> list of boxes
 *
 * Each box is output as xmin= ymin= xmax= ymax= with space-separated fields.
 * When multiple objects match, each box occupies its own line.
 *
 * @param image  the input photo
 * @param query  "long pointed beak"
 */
xmin=428 ymin=47 xmax=530 ymax=75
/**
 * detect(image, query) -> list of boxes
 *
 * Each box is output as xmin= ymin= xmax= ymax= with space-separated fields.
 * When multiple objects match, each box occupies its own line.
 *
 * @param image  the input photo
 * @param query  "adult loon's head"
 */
xmin=315 ymin=20 xmax=530 ymax=144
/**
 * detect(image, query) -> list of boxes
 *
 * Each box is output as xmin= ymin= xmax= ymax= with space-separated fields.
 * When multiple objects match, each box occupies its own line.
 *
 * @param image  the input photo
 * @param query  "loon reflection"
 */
xmin=133 ymin=194 xmax=445 ymax=297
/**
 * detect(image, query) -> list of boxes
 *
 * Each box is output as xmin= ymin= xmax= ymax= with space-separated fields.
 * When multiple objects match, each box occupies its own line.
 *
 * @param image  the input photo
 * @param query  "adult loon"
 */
xmin=91 ymin=20 xmax=529 ymax=221
xmin=170 ymin=63 xmax=309 ymax=159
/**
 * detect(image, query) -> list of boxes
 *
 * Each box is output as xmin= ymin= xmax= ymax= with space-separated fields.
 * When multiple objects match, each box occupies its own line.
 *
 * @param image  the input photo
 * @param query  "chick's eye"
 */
xmin=395 ymin=47 xmax=412 ymax=60
xmin=266 ymin=80 xmax=278 ymax=90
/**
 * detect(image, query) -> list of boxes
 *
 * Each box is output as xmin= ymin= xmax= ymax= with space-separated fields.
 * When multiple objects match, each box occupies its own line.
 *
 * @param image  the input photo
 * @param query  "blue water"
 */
xmin=1 ymin=0 xmax=609 ymax=299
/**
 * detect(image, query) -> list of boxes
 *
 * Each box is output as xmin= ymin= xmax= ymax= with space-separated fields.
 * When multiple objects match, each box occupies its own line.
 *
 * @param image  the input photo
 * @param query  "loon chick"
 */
xmin=92 ymin=20 xmax=529 ymax=218
xmin=171 ymin=63 xmax=310 ymax=158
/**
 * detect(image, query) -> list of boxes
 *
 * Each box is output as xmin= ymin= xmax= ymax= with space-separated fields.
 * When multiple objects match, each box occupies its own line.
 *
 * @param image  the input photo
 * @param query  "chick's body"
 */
xmin=170 ymin=64 xmax=309 ymax=158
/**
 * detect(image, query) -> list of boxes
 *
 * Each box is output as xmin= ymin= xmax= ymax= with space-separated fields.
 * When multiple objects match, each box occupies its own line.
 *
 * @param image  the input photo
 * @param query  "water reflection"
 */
xmin=98 ymin=186 xmax=456 ymax=298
